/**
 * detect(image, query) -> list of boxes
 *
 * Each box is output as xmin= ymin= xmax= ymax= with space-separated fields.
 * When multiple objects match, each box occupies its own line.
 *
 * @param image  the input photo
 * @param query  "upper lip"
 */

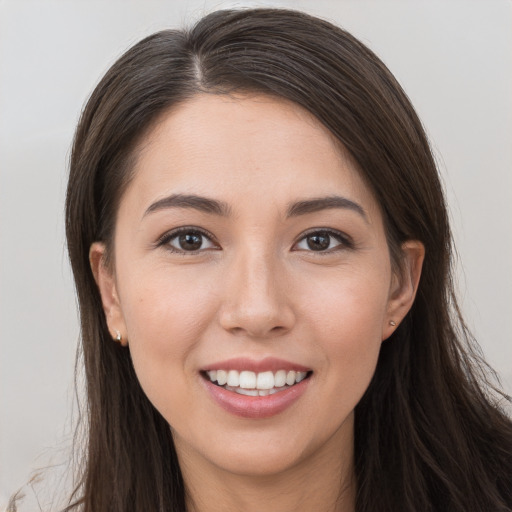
xmin=202 ymin=357 xmax=311 ymax=373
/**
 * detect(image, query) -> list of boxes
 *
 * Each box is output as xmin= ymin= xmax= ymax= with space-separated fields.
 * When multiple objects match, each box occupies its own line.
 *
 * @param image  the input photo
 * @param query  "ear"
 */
xmin=89 ymin=242 xmax=128 ymax=346
xmin=382 ymin=240 xmax=425 ymax=340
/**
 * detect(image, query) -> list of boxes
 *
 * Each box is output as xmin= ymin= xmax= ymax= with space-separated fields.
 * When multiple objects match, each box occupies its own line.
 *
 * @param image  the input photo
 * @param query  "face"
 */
xmin=92 ymin=94 xmax=422 ymax=480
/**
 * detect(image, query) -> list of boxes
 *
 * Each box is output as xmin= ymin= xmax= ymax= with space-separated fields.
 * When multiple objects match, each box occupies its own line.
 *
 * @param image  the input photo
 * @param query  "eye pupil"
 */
xmin=307 ymin=232 xmax=330 ymax=251
xmin=179 ymin=232 xmax=203 ymax=250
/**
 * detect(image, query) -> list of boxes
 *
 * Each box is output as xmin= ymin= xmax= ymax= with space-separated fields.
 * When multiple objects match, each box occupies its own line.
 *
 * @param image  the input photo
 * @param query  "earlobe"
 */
xmin=382 ymin=240 xmax=425 ymax=340
xmin=89 ymin=242 xmax=128 ymax=345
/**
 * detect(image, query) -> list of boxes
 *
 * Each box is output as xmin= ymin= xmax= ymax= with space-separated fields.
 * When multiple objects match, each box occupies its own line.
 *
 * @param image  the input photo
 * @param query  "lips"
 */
xmin=203 ymin=357 xmax=311 ymax=374
xmin=200 ymin=357 xmax=312 ymax=418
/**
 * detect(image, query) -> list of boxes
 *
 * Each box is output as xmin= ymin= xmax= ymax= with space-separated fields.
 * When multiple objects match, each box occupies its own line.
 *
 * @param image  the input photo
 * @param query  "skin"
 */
xmin=91 ymin=93 xmax=424 ymax=512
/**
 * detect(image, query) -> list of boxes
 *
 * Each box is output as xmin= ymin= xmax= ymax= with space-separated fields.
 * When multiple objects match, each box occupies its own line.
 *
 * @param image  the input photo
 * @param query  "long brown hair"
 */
xmin=63 ymin=8 xmax=512 ymax=511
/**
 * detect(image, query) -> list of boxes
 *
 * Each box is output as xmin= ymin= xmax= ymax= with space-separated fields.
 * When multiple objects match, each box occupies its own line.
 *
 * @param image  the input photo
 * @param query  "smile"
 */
xmin=201 ymin=358 xmax=313 ymax=419
xmin=205 ymin=369 xmax=310 ymax=396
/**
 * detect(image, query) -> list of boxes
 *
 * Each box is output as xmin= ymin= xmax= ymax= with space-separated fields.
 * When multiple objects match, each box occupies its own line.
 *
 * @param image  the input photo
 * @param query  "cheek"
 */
xmin=121 ymin=262 xmax=217 ymax=343
xmin=299 ymin=266 xmax=389 ymax=387
xmin=302 ymin=264 xmax=389 ymax=336
xmin=118 ymin=266 xmax=219 ymax=403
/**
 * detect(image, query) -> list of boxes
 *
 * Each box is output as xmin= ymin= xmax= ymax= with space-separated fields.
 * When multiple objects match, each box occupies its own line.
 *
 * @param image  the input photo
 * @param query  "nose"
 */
xmin=218 ymin=250 xmax=296 ymax=339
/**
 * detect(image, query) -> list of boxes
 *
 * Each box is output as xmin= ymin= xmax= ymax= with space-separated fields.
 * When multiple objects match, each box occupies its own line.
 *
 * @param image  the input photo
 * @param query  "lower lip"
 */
xmin=202 ymin=375 xmax=311 ymax=419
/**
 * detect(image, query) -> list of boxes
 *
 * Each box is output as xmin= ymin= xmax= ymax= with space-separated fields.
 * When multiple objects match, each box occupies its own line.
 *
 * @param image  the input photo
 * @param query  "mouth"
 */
xmin=200 ymin=357 xmax=313 ymax=418
xmin=201 ymin=368 xmax=313 ymax=397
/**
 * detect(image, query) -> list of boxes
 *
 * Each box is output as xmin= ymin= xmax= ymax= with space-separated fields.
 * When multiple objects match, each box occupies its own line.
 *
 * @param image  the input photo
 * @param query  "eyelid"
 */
xmin=292 ymin=228 xmax=354 ymax=252
xmin=156 ymin=226 xmax=220 ymax=253
xmin=154 ymin=226 xmax=353 ymax=253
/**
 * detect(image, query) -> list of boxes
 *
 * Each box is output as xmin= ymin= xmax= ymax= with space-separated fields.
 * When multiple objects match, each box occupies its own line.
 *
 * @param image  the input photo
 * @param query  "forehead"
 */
xmin=125 ymin=93 xmax=380 ymax=219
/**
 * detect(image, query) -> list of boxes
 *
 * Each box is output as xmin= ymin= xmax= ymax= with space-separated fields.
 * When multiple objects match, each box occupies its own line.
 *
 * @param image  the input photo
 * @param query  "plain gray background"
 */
xmin=1 ymin=0 xmax=511 ymax=504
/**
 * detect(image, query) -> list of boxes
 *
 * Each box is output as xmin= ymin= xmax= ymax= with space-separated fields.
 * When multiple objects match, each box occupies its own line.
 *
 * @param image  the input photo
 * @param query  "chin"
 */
xmin=212 ymin=445 xmax=308 ymax=478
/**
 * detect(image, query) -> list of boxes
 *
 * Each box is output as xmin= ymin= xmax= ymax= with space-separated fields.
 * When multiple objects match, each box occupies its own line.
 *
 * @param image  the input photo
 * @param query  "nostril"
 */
xmin=229 ymin=324 xmax=290 ymax=339
xmin=218 ymin=301 xmax=297 ymax=338
xmin=218 ymin=278 xmax=296 ymax=336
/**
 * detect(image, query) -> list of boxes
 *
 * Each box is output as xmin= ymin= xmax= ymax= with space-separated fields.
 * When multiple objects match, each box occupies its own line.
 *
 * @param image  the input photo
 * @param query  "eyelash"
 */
xmin=156 ymin=227 xmax=219 ymax=254
xmin=293 ymin=228 xmax=354 ymax=253
xmin=156 ymin=227 xmax=354 ymax=254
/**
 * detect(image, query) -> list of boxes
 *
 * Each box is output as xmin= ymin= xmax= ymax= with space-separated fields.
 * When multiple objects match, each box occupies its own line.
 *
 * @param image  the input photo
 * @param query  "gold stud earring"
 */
xmin=389 ymin=320 xmax=396 ymax=327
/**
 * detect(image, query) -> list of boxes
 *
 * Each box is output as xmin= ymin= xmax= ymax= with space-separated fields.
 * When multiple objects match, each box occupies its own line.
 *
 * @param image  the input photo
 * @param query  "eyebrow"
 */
xmin=286 ymin=196 xmax=368 ymax=221
xmin=144 ymin=194 xmax=232 ymax=218
xmin=143 ymin=193 xmax=367 ymax=222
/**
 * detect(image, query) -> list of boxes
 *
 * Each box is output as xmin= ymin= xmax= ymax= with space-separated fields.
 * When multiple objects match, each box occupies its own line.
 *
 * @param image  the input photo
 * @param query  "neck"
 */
xmin=176 ymin=426 xmax=356 ymax=512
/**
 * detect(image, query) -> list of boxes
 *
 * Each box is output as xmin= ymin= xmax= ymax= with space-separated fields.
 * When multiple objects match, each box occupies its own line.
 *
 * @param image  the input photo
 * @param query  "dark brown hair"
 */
xmin=62 ymin=8 xmax=512 ymax=512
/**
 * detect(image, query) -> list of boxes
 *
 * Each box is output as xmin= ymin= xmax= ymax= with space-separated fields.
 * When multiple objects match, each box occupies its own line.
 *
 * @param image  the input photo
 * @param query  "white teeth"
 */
xmin=296 ymin=371 xmax=307 ymax=383
xmin=274 ymin=370 xmax=287 ymax=387
xmin=225 ymin=385 xmax=290 ymax=397
xmin=228 ymin=386 xmax=259 ymax=396
xmin=256 ymin=371 xmax=274 ymax=390
xmin=239 ymin=371 xmax=257 ymax=389
xmin=227 ymin=370 xmax=239 ymax=387
xmin=216 ymin=370 xmax=227 ymax=386
xmin=285 ymin=370 xmax=296 ymax=386
xmin=206 ymin=368 xmax=310 ymax=391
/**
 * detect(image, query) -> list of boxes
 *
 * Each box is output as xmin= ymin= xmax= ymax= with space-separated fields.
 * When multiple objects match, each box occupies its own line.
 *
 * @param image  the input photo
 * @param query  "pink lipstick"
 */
xmin=201 ymin=357 xmax=312 ymax=419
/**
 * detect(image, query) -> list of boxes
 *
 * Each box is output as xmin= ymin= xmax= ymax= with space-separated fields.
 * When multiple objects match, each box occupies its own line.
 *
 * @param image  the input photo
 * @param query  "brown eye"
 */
xmin=294 ymin=229 xmax=351 ymax=252
xmin=306 ymin=232 xmax=331 ymax=251
xmin=178 ymin=232 xmax=203 ymax=251
xmin=163 ymin=229 xmax=217 ymax=252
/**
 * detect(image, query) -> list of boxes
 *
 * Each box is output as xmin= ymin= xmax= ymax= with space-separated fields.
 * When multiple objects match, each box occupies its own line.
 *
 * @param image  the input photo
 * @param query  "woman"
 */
xmin=11 ymin=7 xmax=512 ymax=512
